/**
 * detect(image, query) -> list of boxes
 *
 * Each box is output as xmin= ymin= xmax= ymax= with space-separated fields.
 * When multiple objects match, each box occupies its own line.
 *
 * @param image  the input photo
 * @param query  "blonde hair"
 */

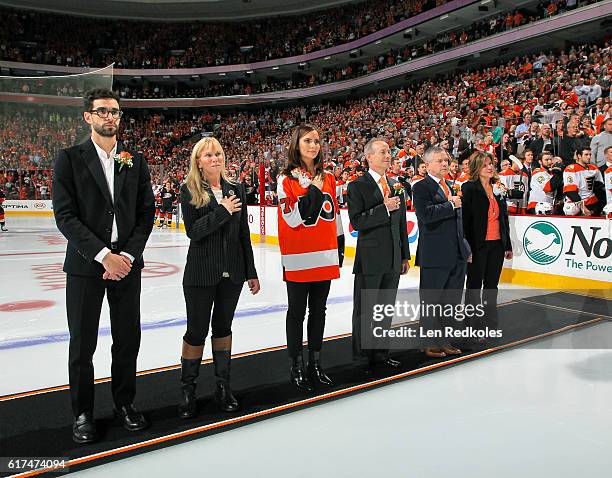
xmin=186 ymin=137 xmax=234 ymax=208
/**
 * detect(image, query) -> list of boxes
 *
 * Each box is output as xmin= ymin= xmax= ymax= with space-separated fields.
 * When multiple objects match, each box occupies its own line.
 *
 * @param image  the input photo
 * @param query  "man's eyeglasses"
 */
xmin=89 ymin=107 xmax=123 ymax=119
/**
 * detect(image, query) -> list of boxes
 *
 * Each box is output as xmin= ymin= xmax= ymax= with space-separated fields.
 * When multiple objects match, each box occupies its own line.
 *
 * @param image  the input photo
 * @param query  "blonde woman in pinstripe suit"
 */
xmin=178 ymin=137 xmax=260 ymax=419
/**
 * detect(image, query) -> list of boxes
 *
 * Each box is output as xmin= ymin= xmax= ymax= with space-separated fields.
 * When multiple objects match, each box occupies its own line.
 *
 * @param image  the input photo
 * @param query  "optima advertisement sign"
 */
xmin=3 ymin=200 xmax=53 ymax=211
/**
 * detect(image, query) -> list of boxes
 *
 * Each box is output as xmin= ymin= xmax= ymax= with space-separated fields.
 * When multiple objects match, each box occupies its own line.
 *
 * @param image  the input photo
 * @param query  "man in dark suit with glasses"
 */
xmin=53 ymin=88 xmax=155 ymax=443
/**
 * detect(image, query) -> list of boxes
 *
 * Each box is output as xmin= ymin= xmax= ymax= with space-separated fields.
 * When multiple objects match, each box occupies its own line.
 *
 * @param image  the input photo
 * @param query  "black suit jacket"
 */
xmin=53 ymin=139 xmax=155 ymax=276
xmin=449 ymin=137 xmax=470 ymax=161
xmin=348 ymin=173 xmax=410 ymax=275
xmin=529 ymin=138 xmax=553 ymax=158
xmin=395 ymin=175 xmax=411 ymax=202
xmin=413 ymin=155 xmax=423 ymax=169
xmin=412 ymin=175 xmax=471 ymax=268
xmin=558 ymin=135 xmax=590 ymax=167
xmin=522 ymin=164 xmax=534 ymax=184
xmin=461 ymin=180 xmax=512 ymax=253
xmin=181 ymin=180 xmax=257 ymax=287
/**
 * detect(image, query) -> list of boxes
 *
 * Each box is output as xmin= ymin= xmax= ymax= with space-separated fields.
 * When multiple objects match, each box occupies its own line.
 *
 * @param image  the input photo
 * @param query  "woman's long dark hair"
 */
xmin=283 ymin=124 xmax=324 ymax=178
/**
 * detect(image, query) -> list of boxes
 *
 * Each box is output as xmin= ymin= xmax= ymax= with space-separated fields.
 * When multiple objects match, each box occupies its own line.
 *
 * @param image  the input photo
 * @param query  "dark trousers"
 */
xmin=183 ymin=278 xmax=243 ymax=346
xmin=466 ymin=240 xmax=505 ymax=291
xmin=285 ymin=280 xmax=331 ymax=358
xmin=352 ymin=272 xmax=400 ymax=361
xmin=419 ymin=258 xmax=467 ymax=348
xmin=466 ymin=240 xmax=505 ymax=329
xmin=66 ymin=268 xmax=142 ymax=417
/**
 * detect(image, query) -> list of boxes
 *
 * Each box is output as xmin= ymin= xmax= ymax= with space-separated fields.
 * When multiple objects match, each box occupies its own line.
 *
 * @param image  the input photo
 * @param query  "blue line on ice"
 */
xmin=0 ymin=294 xmax=355 ymax=351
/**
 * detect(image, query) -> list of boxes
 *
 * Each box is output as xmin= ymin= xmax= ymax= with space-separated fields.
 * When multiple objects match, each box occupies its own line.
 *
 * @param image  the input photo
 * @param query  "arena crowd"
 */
xmin=1 ymin=41 xmax=611 ymax=215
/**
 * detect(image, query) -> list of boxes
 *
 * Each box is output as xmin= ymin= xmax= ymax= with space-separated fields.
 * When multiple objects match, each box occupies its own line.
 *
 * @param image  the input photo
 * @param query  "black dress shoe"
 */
xmin=115 ymin=404 xmax=148 ymax=431
xmin=382 ymin=357 xmax=401 ymax=368
xmin=358 ymin=356 xmax=378 ymax=375
xmin=360 ymin=363 xmax=374 ymax=375
xmin=72 ymin=412 xmax=96 ymax=444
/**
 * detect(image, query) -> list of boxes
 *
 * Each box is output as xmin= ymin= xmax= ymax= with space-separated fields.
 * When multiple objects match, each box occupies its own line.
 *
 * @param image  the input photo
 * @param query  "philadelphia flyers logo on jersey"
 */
xmin=304 ymin=192 xmax=335 ymax=227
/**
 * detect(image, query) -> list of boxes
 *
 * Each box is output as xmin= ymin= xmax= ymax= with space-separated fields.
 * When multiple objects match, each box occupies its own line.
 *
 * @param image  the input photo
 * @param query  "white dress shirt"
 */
xmin=368 ymin=169 xmax=390 ymax=215
xmin=368 ymin=169 xmax=384 ymax=195
xmin=428 ymin=173 xmax=457 ymax=209
xmin=212 ymin=188 xmax=223 ymax=204
xmin=91 ymin=140 xmax=134 ymax=264
xmin=211 ymin=187 xmax=230 ymax=277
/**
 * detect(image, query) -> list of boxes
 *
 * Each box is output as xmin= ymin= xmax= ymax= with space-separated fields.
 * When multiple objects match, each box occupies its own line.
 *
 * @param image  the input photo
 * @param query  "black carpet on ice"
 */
xmin=0 ymin=292 xmax=608 ymax=477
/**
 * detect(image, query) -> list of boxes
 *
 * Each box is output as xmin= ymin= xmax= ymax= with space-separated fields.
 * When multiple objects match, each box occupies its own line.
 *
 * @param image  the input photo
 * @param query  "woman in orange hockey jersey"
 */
xmin=277 ymin=125 xmax=344 ymax=391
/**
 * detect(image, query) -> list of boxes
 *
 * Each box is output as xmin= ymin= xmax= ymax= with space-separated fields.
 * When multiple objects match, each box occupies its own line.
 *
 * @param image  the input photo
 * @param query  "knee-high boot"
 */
xmin=178 ymin=342 xmax=203 ymax=419
xmin=212 ymin=335 xmax=239 ymax=412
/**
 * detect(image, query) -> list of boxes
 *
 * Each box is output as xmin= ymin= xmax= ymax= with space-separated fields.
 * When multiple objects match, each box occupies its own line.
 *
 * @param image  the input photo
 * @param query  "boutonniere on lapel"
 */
xmin=114 ymin=151 xmax=134 ymax=172
xmin=291 ymin=168 xmax=314 ymax=189
xmin=451 ymin=183 xmax=462 ymax=197
xmin=392 ymin=181 xmax=405 ymax=197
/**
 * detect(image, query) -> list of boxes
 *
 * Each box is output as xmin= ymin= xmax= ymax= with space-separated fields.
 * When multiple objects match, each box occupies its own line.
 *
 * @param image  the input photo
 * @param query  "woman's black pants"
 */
xmin=466 ymin=240 xmax=505 ymax=330
xmin=183 ymin=278 xmax=243 ymax=346
xmin=285 ymin=280 xmax=331 ymax=358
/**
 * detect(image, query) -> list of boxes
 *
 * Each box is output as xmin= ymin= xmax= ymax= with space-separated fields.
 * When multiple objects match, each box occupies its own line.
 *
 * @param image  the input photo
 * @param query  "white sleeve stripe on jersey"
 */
xmin=336 ymin=211 xmax=344 ymax=236
xmin=281 ymin=205 xmax=304 ymax=228
xmin=277 ymin=175 xmax=304 ymax=228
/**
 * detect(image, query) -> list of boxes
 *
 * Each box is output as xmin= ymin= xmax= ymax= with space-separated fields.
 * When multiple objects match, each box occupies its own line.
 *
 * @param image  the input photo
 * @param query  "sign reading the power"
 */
xmin=510 ymin=216 xmax=611 ymax=281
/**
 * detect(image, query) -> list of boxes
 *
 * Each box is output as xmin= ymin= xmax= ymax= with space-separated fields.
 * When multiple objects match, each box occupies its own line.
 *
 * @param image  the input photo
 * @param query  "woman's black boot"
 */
xmin=178 ymin=357 xmax=201 ymax=419
xmin=290 ymin=354 xmax=314 ymax=392
xmin=212 ymin=336 xmax=239 ymax=412
xmin=308 ymin=350 xmax=333 ymax=387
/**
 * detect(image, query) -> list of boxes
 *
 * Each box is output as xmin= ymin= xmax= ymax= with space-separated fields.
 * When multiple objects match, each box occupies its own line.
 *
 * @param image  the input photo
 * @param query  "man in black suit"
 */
xmin=53 ymin=89 xmax=155 ymax=443
xmin=412 ymin=143 xmax=426 ymax=170
xmin=412 ymin=147 xmax=471 ymax=358
xmin=449 ymin=130 xmax=470 ymax=162
xmin=521 ymin=149 xmax=536 ymax=199
xmin=348 ymin=139 xmax=410 ymax=372
xmin=558 ymin=123 xmax=590 ymax=167
xmin=529 ymin=123 xmax=554 ymax=158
